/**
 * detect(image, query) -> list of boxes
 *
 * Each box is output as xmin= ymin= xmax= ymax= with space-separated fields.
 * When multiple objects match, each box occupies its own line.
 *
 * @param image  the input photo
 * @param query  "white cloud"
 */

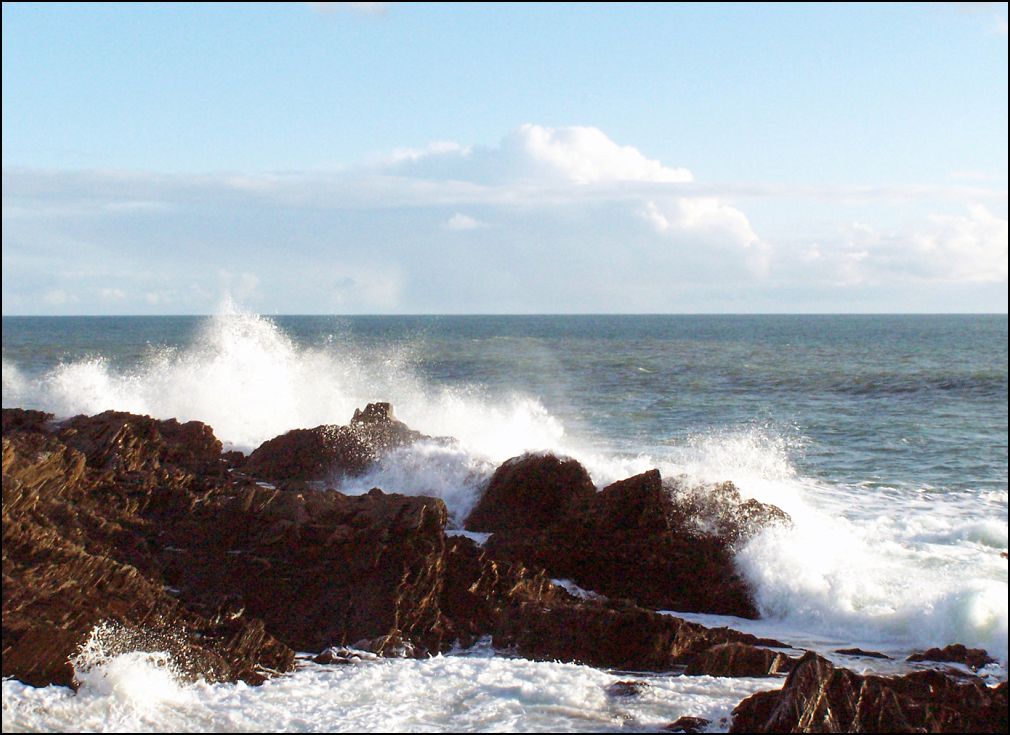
xmin=501 ymin=124 xmax=693 ymax=184
xmin=390 ymin=123 xmax=693 ymax=186
xmin=913 ymin=204 xmax=1008 ymax=282
xmin=778 ymin=205 xmax=1008 ymax=287
xmin=4 ymin=125 xmax=1006 ymax=314
xmin=445 ymin=212 xmax=486 ymax=231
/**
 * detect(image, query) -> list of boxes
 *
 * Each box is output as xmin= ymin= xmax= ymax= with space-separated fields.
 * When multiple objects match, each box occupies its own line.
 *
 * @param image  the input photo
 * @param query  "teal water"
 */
xmin=3 ymin=314 xmax=1006 ymax=494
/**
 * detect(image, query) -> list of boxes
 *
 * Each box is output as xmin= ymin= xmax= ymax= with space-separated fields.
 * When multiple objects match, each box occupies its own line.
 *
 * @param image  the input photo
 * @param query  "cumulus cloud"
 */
xmin=389 ymin=123 xmax=693 ymax=185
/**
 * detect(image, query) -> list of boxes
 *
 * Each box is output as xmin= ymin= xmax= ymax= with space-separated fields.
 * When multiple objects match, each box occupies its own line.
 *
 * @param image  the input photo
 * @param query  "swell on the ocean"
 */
xmin=2 ymin=306 xmax=1007 ymax=664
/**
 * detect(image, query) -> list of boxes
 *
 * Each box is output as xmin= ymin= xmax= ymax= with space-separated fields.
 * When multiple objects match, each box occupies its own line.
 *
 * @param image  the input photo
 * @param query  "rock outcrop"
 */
xmin=729 ymin=651 xmax=1009 ymax=733
xmin=906 ymin=643 xmax=996 ymax=672
xmin=468 ymin=458 xmax=788 ymax=617
xmin=242 ymin=402 xmax=426 ymax=482
xmin=2 ymin=412 xmax=293 ymax=688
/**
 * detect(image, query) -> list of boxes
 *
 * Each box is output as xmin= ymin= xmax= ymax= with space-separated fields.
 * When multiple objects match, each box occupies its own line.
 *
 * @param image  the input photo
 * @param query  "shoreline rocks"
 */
xmin=3 ymin=405 xmax=1004 ymax=734
xmin=730 ymin=651 xmax=1008 ymax=733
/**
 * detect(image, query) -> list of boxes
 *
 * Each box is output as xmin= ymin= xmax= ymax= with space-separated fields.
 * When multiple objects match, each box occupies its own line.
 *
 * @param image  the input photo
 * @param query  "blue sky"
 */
xmin=3 ymin=2 xmax=1007 ymax=314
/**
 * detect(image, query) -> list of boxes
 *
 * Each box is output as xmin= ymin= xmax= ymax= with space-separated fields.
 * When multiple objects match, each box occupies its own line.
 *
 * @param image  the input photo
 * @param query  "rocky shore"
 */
xmin=2 ymin=404 xmax=1006 ymax=732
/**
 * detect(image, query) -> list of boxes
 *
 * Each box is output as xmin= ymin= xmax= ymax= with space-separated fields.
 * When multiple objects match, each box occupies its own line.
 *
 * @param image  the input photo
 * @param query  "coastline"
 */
xmin=3 ymin=404 xmax=1006 ymax=733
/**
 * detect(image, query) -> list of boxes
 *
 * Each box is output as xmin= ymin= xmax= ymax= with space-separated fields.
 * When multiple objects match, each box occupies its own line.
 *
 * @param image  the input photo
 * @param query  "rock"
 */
xmin=684 ymin=642 xmax=794 ymax=677
xmin=2 ymin=417 xmax=294 ymax=688
xmin=312 ymin=646 xmax=380 ymax=665
xmin=3 ymin=409 xmax=445 ymax=688
xmin=2 ymin=408 xmax=53 ymax=435
xmin=464 ymin=453 xmax=597 ymax=532
xmin=834 ymin=647 xmax=892 ymax=659
xmin=907 ymin=643 xmax=996 ymax=672
xmin=476 ymin=463 xmax=786 ymax=617
xmin=729 ymin=651 xmax=1009 ymax=733
xmin=161 ymin=484 xmax=451 ymax=655
xmin=590 ymin=469 xmax=671 ymax=533
xmin=606 ymin=680 xmax=650 ymax=697
xmin=243 ymin=403 xmax=426 ymax=482
xmin=663 ymin=717 xmax=710 ymax=733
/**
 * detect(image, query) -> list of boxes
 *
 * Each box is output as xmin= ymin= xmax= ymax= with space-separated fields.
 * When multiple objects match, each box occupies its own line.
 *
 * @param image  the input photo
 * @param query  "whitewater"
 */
xmin=2 ymin=307 xmax=1007 ymax=732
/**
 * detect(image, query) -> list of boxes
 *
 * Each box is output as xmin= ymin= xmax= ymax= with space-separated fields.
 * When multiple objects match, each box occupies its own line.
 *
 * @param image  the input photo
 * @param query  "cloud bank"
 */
xmin=3 ymin=125 xmax=1007 ymax=314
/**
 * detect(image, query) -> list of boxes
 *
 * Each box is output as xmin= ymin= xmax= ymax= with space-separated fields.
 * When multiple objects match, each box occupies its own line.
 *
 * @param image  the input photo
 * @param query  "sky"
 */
xmin=2 ymin=2 xmax=1008 ymax=315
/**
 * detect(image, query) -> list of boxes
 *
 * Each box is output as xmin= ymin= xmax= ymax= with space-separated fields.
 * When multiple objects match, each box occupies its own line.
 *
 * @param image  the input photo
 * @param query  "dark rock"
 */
xmin=243 ymin=403 xmax=426 ymax=482
xmin=684 ymin=642 xmax=794 ymax=677
xmin=591 ymin=469 xmax=671 ymax=532
xmin=606 ymin=680 xmax=650 ymax=697
xmin=477 ymin=464 xmax=787 ymax=617
xmin=464 ymin=453 xmax=597 ymax=532
xmin=2 ymin=408 xmax=54 ymax=435
xmin=907 ymin=643 xmax=996 ymax=671
xmin=835 ymin=647 xmax=892 ymax=660
xmin=664 ymin=717 xmax=710 ymax=733
xmin=2 ymin=418 xmax=294 ymax=688
xmin=2 ymin=408 xmax=443 ymax=688
xmin=730 ymin=650 xmax=1009 ymax=733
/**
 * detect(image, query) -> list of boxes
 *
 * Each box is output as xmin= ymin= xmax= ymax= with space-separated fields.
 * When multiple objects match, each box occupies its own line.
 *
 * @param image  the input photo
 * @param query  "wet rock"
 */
xmin=606 ymin=680 xmax=650 ymax=697
xmin=663 ymin=717 xmax=710 ymax=733
xmin=312 ymin=646 xmax=380 ymax=665
xmin=243 ymin=403 xmax=426 ymax=482
xmin=464 ymin=453 xmax=597 ymax=532
xmin=907 ymin=643 xmax=996 ymax=672
xmin=474 ymin=462 xmax=787 ymax=617
xmin=2 ymin=416 xmax=294 ymax=688
xmin=835 ymin=647 xmax=892 ymax=659
xmin=729 ymin=650 xmax=1009 ymax=733
xmin=684 ymin=642 xmax=795 ymax=677
xmin=3 ymin=409 xmax=445 ymax=688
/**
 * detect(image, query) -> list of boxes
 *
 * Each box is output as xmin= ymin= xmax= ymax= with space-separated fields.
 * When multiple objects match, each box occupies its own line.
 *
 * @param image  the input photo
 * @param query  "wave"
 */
xmin=2 ymin=306 xmax=1007 ymax=662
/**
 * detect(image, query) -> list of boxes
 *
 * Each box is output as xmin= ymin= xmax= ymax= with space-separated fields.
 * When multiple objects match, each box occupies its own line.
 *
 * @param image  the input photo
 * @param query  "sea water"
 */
xmin=2 ymin=310 xmax=1006 ymax=732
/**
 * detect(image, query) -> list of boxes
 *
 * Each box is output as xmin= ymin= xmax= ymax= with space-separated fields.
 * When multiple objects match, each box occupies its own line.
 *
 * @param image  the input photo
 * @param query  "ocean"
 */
xmin=2 ymin=311 xmax=1007 ymax=732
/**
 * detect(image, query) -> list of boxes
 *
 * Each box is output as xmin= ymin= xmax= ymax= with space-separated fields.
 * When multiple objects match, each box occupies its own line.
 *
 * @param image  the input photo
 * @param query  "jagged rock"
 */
xmin=242 ymin=403 xmax=426 ymax=482
xmin=160 ymin=485 xmax=451 ymax=655
xmin=684 ymin=642 xmax=795 ymax=677
xmin=729 ymin=651 xmax=1009 ymax=733
xmin=464 ymin=453 xmax=597 ymax=532
xmin=3 ymin=409 xmax=446 ymax=688
xmin=474 ymin=462 xmax=787 ymax=617
xmin=907 ymin=643 xmax=996 ymax=672
xmin=2 ymin=417 xmax=294 ymax=688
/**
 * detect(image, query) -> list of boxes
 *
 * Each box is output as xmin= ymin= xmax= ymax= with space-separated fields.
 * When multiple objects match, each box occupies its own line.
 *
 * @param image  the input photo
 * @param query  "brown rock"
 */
xmin=477 ymin=464 xmax=787 ymax=617
xmin=730 ymin=650 xmax=1009 ymax=733
xmin=684 ymin=642 xmax=794 ymax=677
xmin=243 ymin=403 xmax=426 ymax=482
xmin=907 ymin=643 xmax=996 ymax=672
xmin=464 ymin=453 xmax=597 ymax=532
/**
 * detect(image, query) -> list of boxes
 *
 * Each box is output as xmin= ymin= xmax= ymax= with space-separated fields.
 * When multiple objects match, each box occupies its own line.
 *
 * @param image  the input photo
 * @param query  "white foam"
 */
xmin=1 ymin=651 xmax=779 ymax=733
